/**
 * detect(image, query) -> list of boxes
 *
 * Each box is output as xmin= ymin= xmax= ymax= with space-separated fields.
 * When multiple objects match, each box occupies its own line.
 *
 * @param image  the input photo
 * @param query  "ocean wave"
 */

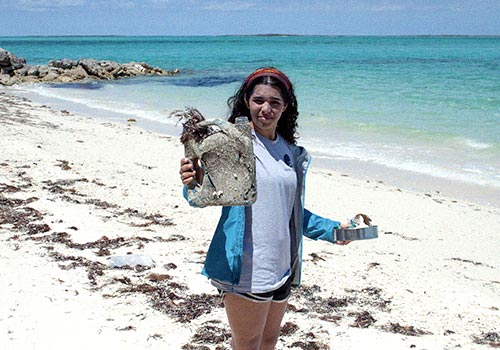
xmin=464 ymin=139 xmax=493 ymax=150
xmin=13 ymin=84 xmax=178 ymax=127
xmin=302 ymin=139 xmax=500 ymax=189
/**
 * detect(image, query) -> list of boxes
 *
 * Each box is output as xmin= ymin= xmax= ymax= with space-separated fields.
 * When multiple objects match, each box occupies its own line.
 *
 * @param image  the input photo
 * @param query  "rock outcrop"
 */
xmin=0 ymin=47 xmax=180 ymax=86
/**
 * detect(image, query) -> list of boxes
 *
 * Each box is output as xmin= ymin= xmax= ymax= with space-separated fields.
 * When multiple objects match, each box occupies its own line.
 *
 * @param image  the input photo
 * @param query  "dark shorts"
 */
xmin=218 ymin=277 xmax=292 ymax=303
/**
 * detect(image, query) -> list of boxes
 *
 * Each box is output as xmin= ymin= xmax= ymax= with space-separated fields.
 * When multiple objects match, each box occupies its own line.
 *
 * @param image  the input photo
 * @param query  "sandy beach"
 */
xmin=1 ymin=91 xmax=499 ymax=350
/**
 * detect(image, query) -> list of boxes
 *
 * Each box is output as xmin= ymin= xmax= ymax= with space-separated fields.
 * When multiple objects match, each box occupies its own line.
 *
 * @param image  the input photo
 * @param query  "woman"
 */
xmin=180 ymin=67 xmax=350 ymax=350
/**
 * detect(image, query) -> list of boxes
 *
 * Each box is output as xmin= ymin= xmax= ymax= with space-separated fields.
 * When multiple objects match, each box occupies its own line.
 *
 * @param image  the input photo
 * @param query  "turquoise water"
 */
xmin=1 ymin=36 xmax=500 ymax=198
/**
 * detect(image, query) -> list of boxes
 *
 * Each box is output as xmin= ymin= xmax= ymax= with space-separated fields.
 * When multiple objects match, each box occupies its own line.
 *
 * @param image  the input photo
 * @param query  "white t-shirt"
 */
xmin=213 ymin=131 xmax=297 ymax=293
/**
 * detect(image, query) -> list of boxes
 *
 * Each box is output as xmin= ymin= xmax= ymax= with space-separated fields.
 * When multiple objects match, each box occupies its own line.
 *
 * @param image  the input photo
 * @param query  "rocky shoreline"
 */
xmin=0 ymin=47 xmax=179 ymax=86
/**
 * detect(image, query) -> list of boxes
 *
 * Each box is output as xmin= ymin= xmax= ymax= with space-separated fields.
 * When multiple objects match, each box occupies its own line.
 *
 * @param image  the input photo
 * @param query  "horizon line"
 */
xmin=1 ymin=34 xmax=500 ymax=38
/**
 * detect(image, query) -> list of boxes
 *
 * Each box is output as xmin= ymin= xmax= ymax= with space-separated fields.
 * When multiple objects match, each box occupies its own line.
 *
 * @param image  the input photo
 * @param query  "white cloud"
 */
xmin=369 ymin=4 xmax=405 ymax=12
xmin=148 ymin=0 xmax=170 ymax=3
xmin=14 ymin=0 xmax=142 ymax=10
xmin=203 ymin=1 xmax=257 ymax=11
xmin=271 ymin=0 xmax=462 ymax=14
xmin=103 ymin=0 xmax=137 ymax=9
xmin=18 ymin=0 xmax=86 ymax=7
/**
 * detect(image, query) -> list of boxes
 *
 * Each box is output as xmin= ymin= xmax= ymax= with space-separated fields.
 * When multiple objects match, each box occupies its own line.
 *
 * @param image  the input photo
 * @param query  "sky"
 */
xmin=1 ymin=0 xmax=499 ymax=36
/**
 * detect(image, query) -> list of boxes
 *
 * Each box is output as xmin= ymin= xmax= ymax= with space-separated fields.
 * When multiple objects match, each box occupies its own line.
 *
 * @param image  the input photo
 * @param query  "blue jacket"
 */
xmin=185 ymin=144 xmax=341 ymax=288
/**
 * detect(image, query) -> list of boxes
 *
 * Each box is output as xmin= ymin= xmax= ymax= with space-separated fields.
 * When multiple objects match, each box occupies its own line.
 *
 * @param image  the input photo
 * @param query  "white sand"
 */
xmin=0 ymin=91 xmax=499 ymax=350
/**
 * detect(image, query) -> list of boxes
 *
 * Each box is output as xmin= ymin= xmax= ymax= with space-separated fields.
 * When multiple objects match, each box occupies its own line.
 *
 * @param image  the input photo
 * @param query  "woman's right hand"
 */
xmin=180 ymin=157 xmax=196 ymax=186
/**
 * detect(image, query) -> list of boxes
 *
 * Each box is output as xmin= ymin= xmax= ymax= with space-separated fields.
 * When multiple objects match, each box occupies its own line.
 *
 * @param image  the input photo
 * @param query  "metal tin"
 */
xmin=333 ymin=226 xmax=378 ymax=241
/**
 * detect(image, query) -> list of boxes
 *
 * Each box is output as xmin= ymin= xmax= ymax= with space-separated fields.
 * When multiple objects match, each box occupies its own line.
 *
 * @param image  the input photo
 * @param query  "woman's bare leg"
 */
xmin=260 ymin=301 xmax=288 ymax=350
xmin=223 ymin=294 xmax=271 ymax=350
xmin=223 ymin=294 xmax=288 ymax=350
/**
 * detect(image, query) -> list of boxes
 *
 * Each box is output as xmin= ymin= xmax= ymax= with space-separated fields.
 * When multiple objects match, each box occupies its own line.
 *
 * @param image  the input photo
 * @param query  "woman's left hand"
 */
xmin=335 ymin=223 xmax=352 ymax=245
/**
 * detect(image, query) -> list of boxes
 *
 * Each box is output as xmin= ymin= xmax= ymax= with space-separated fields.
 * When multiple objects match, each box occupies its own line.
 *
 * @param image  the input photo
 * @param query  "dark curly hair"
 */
xmin=227 ymin=68 xmax=299 ymax=144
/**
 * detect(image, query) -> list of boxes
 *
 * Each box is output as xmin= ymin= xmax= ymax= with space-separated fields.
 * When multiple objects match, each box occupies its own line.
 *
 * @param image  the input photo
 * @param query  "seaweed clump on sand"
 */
xmin=344 ymin=286 xmax=392 ymax=310
xmin=349 ymin=311 xmax=376 ymax=328
xmin=28 ymin=233 xmax=172 ymax=285
xmin=290 ymin=340 xmax=330 ymax=350
xmin=30 ymin=232 xmax=162 ymax=253
xmin=287 ymin=284 xmax=354 ymax=323
xmin=280 ymin=322 xmax=300 ymax=336
xmin=0 ymin=194 xmax=43 ymax=232
xmin=187 ymin=320 xmax=231 ymax=347
xmin=119 ymin=278 xmax=222 ymax=323
xmin=382 ymin=322 xmax=432 ymax=336
xmin=41 ymin=178 xmax=174 ymax=227
xmin=49 ymin=251 xmax=106 ymax=285
xmin=473 ymin=331 xmax=500 ymax=347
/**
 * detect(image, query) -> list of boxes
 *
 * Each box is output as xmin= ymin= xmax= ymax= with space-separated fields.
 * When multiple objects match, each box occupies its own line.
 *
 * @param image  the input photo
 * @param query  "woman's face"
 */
xmin=245 ymin=84 xmax=287 ymax=140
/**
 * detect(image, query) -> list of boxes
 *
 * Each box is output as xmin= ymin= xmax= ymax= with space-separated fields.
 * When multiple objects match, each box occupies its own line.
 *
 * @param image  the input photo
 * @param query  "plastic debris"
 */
xmin=173 ymin=108 xmax=257 ymax=207
xmin=109 ymin=254 xmax=155 ymax=268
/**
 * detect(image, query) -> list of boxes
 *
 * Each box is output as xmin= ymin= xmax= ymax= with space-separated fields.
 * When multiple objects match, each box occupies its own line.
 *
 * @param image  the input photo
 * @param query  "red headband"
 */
xmin=244 ymin=68 xmax=291 ymax=92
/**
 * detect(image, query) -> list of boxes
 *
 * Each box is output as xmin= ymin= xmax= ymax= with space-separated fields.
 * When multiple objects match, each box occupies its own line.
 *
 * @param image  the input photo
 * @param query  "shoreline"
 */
xmin=5 ymin=85 xmax=499 ymax=209
xmin=1 ymin=92 xmax=499 ymax=349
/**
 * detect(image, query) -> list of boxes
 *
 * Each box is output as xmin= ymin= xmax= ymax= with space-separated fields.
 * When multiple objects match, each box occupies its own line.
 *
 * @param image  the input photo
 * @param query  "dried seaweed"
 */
xmin=114 ymin=276 xmax=132 ymax=285
xmin=326 ymin=297 xmax=352 ymax=309
xmin=191 ymin=320 xmax=231 ymax=345
xmin=383 ymin=231 xmax=420 ymax=241
xmin=344 ymin=287 xmax=391 ymax=310
xmin=290 ymin=341 xmax=330 ymax=350
xmin=30 ymin=231 xmax=73 ymax=245
xmin=162 ymin=234 xmax=187 ymax=242
xmin=55 ymin=159 xmax=72 ymax=170
xmin=473 ymin=331 xmax=500 ymax=347
xmin=163 ymin=262 xmax=178 ymax=270
xmin=121 ymin=208 xmax=174 ymax=227
xmin=27 ymin=223 xmax=51 ymax=235
xmin=0 ymin=194 xmax=43 ymax=231
xmin=148 ymin=273 xmax=172 ymax=282
xmin=0 ymin=183 xmax=21 ymax=193
xmin=309 ymin=252 xmax=325 ymax=263
xmin=382 ymin=322 xmax=432 ymax=336
xmin=181 ymin=345 xmax=211 ymax=350
xmin=119 ymin=279 xmax=221 ymax=323
xmin=293 ymin=286 xmax=354 ymax=317
xmin=49 ymin=251 xmax=106 ymax=285
xmin=280 ymin=322 xmax=299 ymax=336
xmin=287 ymin=303 xmax=308 ymax=313
xmin=40 ymin=179 xmax=174 ymax=227
xmin=288 ymin=283 xmax=392 ymax=332
xmin=319 ymin=314 xmax=342 ymax=323
xmin=30 ymin=233 xmax=154 ymax=251
xmin=128 ymin=212 xmax=174 ymax=227
xmin=298 ymin=284 xmax=322 ymax=299
xmin=349 ymin=311 xmax=376 ymax=328
xmin=450 ymin=257 xmax=493 ymax=268
xmin=171 ymin=108 xmax=207 ymax=144
xmin=161 ymin=293 xmax=222 ymax=323
xmin=85 ymin=198 xmax=118 ymax=209
xmin=42 ymin=178 xmax=89 ymax=187
xmin=95 ymin=248 xmax=111 ymax=256
xmin=122 ymin=283 xmax=158 ymax=293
